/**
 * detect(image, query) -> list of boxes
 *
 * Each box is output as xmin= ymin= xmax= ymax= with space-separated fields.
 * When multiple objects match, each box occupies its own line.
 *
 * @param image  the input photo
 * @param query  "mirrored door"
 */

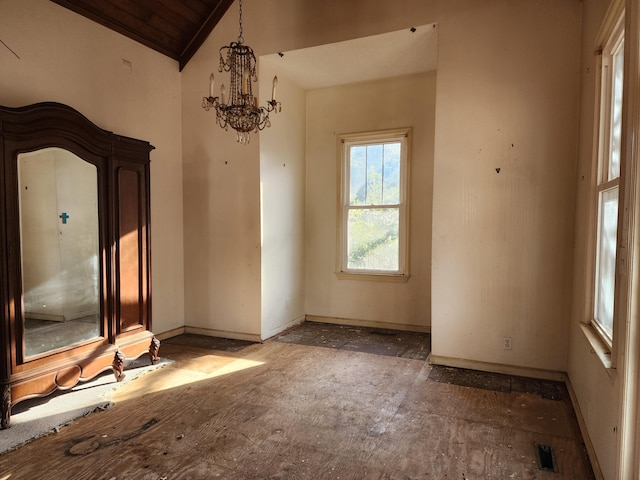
xmin=18 ymin=147 xmax=101 ymax=357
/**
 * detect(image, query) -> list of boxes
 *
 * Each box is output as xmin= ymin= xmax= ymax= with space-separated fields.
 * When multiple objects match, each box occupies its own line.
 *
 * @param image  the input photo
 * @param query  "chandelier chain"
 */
xmin=237 ymin=0 xmax=244 ymax=43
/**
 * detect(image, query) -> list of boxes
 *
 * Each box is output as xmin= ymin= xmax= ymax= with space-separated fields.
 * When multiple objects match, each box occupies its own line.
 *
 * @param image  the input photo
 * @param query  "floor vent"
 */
xmin=535 ymin=443 xmax=558 ymax=472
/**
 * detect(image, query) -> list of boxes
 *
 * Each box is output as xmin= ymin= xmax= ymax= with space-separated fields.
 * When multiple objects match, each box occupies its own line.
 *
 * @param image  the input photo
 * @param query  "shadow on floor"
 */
xmin=428 ymin=365 xmax=567 ymax=400
xmin=163 ymin=333 xmax=255 ymax=352
xmin=273 ymin=321 xmax=431 ymax=360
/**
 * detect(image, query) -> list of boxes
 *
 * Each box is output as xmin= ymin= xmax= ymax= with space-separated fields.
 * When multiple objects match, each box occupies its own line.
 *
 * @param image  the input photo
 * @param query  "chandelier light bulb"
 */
xmin=272 ymin=76 xmax=278 ymax=102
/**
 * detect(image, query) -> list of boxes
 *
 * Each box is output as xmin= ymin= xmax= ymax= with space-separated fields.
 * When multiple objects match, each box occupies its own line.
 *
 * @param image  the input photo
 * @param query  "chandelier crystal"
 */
xmin=202 ymin=0 xmax=280 ymax=145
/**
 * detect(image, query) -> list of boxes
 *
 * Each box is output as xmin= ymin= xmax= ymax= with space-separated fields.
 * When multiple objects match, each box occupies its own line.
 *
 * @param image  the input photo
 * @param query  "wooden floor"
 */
xmin=0 ymin=323 xmax=593 ymax=479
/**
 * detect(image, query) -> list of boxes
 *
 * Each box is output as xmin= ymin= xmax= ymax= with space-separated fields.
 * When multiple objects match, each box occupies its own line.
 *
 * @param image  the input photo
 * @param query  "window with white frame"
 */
xmin=593 ymin=19 xmax=624 ymax=345
xmin=337 ymin=129 xmax=410 ymax=279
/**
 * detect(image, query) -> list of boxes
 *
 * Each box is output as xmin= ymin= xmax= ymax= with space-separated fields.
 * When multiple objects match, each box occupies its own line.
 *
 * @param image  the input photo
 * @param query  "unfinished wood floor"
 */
xmin=0 ymin=323 xmax=593 ymax=479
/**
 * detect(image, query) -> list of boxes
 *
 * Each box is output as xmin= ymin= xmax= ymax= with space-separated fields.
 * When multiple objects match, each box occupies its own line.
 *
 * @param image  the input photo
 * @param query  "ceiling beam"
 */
xmin=179 ymin=0 xmax=235 ymax=71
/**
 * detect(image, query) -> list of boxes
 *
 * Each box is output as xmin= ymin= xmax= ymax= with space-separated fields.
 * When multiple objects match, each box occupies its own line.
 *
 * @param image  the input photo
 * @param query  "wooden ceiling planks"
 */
xmin=50 ymin=0 xmax=235 ymax=71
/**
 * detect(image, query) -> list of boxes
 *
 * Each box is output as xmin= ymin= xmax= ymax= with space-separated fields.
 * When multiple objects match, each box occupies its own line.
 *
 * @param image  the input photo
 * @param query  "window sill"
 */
xmin=580 ymin=322 xmax=613 ymax=370
xmin=335 ymin=272 xmax=410 ymax=283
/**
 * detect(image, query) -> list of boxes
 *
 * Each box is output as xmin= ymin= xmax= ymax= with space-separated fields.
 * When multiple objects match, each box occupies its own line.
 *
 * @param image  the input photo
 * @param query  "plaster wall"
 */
xmin=259 ymin=64 xmax=307 ymax=340
xmin=0 ymin=0 xmax=185 ymax=335
xmin=430 ymin=1 xmax=582 ymax=373
xmin=180 ymin=5 xmax=262 ymax=340
xmin=304 ymin=73 xmax=435 ymax=329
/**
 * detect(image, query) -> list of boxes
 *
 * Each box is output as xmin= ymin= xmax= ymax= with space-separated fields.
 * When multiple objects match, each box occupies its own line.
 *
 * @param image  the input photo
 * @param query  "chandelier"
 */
xmin=202 ymin=0 xmax=281 ymax=145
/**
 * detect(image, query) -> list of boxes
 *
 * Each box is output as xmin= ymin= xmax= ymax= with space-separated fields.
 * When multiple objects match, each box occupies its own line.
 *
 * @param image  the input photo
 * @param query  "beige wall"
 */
xmin=259 ymin=62 xmax=307 ymax=340
xmin=430 ymin=1 xmax=582 ymax=373
xmin=0 ymin=0 xmax=185 ymax=335
xmin=180 ymin=4 xmax=262 ymax=341
xmin=305 ymin=73 xmax=435 ymax=330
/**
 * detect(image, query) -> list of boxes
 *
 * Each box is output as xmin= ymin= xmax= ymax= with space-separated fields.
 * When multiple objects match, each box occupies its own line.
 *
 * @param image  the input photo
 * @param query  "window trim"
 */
xmin=585 ymin=10 xmax=625 ymax=369
xmin=335 ymin=128 xmax=411 ymax=281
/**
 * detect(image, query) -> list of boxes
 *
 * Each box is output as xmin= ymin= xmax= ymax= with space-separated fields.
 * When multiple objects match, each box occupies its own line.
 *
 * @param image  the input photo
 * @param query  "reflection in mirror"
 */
xmin=18 ymin=148 xmax=101 ymax=357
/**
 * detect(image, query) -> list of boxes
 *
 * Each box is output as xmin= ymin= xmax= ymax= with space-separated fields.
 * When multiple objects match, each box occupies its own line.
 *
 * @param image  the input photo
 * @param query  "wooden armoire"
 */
xmin=0 ymin=102 xmax=159 ymax=428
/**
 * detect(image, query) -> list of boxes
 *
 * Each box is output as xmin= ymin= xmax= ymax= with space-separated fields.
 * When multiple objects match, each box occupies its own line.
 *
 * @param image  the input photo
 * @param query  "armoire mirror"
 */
xmin=0 ymin=102 xmax=159 ymax=429
xmin=18 ymin=147 xmax=101 ymax=358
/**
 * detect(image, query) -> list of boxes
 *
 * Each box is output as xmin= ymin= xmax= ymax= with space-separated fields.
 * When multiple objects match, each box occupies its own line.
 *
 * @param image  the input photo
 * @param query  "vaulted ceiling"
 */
xmin=48 ymin=1 xmax=439 ymax=90
xmin=50 ymin=0 xmax=234 ymax=71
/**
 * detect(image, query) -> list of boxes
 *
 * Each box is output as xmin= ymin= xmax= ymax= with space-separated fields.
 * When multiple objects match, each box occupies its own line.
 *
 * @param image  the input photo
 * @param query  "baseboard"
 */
xmin=157 ymin=317 xmax=429 ymax=342
xmin=155 ymin=326 xmax=185 ymax=341
xmin=429 ymin=354 xmax=566 ymax=382
xmin=184 ymin=326 xmax=262 ymax=343
xmin=262 ymin=316 xmax=305 ymax=341
xmin=305 ymin=315 xmax=431 ymax=334
xmin=565 ymin=377 xmax=605 ymax=480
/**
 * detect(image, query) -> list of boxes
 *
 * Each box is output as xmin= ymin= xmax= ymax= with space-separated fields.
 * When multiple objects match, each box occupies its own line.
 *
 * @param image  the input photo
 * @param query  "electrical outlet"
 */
xmin=503 ymin=336 xmax=512 ymax=350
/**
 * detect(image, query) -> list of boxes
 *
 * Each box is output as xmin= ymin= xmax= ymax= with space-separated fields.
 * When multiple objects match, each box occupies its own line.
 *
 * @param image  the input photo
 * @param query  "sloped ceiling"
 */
xmin=50 ymin=0 xmax=234 ymax=71
xmin=49 ymin=1 xmax=438 ymax=88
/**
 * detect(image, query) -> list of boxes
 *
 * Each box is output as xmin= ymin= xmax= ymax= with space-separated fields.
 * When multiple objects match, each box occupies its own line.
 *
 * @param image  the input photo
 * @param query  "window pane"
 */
xmin=594 ymin=186 xmax=619 ymax=339
xmin=349 ymin=143 xmax=402 ymax=206
xmin=383 ymin=143 xmax=401 ymax=204
xmin=347 ymin=208 xmax=399 ymax=271
xmin=366 ymin=145 xmax=383 ymax=204
xmin=609 ymin=42 xmax=624 ymax=181
xmin=349 ymin=146 xmax=367 ymax=205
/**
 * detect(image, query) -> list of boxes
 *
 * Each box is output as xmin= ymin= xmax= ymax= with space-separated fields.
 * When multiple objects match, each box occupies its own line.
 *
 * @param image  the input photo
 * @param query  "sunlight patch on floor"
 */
xmin=112 ymin=354 xmax=264 ymax=402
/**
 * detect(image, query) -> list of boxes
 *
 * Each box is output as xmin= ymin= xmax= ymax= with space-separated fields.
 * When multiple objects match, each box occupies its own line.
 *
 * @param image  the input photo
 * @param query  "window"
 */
xmin=337 ymin=129 xmax=410 ymax=280
xmin=593 ymin=19 xmax=624 ymax=345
